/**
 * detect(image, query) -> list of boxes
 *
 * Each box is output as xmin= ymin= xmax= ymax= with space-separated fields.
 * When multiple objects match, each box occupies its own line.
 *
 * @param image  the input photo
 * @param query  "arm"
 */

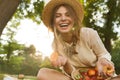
xmin=86 ymin=28 xmax=111 ymax=61
xmin=88 ymin=28 xmax=115 ymax=77
xmin=50 ymin=52 xmax=73 ymax=75
xmin=51 ymin=41 xmax=74 ymax=75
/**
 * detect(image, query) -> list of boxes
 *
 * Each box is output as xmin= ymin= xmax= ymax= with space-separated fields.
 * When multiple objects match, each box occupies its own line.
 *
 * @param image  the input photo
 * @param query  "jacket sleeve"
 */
xmin=88 ymin=28 xmax=111 ymax=61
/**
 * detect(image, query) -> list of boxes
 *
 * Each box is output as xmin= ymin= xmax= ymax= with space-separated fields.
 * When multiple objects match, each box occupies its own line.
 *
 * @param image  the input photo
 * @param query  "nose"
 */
xmin=61 ymin=15 xmax=66 ymax=21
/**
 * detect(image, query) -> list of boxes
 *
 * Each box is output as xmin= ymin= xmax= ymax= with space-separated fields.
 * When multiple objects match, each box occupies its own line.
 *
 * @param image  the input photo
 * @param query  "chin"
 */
xmin=59 ymin=29 xmax=71 ymax=33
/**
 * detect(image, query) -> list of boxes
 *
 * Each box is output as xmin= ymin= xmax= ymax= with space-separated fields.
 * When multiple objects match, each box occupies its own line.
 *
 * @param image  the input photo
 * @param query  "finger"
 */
xmin=51 ymin=56 xmax=62 ymax=67
xmin=58 ymin=56 xmax=66 ymax=66
xmin=60 ymin=56 xmax=67 ymax=66
xmin=97 ymin=65 xmax=103 ymax=76
xmin=103 ymin=70 xmax=108 ymax=78
xmin=57 ymin=58 xmax=62 ymax=67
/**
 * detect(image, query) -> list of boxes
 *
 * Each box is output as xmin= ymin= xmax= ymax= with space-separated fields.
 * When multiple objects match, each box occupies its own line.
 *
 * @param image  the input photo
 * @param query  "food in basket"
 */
xmin=72 ymin=66 xmax=114 ymax=80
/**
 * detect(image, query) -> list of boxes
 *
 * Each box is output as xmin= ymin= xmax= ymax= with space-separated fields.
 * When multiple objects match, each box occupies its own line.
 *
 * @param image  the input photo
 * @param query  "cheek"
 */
xmin=54 ymin=19 xmax=60 ymax=26
xmin=71 ymin=18 xmax=75 ymax=24
xmin=70 ymin=20 xmax=75 ymax=27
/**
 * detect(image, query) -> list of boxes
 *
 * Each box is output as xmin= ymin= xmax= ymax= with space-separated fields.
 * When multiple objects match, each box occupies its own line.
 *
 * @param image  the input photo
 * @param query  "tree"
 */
xmin=4 ymin=56 xmax=25 ymax=74
xmin=16 ymin=0 xmax=44 ymax=24
xmin=111 ymin=39 xmax=120 ymax=74
xmin=20 ymin=54 xmax=42 ymax=76
xmin=24 ymin=45 xmax=36 ymax=55
xmin=20 ymin=45 xmax=42 ymax=75
xmin=104 ymin=0 xmax=120 ymax=52
xmin=83 ymin=0 xmax=120 ymax=52
xmin=0 ymin=0 xmax=20 ymax=36
xmin=0 ymin=0 xmax=46 ymax=75
xmin=39 ymin=57 xmax=51 ymax=68
xmin=0 ymin=0 xmax=44 ymax=36
xmin=0 ymin=18 xmax=25 ymax=60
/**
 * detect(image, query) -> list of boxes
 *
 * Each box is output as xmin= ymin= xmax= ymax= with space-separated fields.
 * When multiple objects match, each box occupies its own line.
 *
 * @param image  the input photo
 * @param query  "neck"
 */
xmin=61 ymin=33 xmax=73 ymax=43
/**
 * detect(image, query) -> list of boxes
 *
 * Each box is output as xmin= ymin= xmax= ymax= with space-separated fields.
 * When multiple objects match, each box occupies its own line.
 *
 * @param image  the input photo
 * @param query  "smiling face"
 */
xmin=53 ymin=5 xmax=75 ymax=34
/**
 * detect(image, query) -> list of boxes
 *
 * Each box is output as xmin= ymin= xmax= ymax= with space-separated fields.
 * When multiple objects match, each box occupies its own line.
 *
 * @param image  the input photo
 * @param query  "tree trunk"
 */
xmin=0 ymin=0 xmax=21 ymax=36
xmin=104 ymin=0 xmax=116 ymax=52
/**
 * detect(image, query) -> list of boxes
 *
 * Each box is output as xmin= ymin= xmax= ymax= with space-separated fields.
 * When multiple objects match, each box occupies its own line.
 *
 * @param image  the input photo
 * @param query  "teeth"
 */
xmin=60 ymin=24 xmax=68 ymax=27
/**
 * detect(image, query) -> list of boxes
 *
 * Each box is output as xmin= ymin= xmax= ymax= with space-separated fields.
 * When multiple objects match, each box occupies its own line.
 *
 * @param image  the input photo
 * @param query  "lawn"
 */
xmin=0 ymin=74 xmax=37 ymax=80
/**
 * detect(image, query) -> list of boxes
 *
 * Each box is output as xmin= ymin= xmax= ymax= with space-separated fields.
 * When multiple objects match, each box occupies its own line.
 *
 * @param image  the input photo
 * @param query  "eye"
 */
xmin=66 ymin=13 xmax=70 ymax=17
xmin=55 ymin=14 xmax=61 ymax=18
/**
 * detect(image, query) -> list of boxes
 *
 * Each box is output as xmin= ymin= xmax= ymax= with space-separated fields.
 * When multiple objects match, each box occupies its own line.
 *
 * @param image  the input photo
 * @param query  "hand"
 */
xmin=96 ymin=58 xmax=115 ymax=78
xmin=51 ymin=55 xmax=67 ymax=68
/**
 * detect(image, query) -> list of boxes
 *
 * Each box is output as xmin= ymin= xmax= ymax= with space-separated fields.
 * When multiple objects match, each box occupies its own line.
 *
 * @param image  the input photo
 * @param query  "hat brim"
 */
xmin=42 ymin=0 xmax=84 ymax=31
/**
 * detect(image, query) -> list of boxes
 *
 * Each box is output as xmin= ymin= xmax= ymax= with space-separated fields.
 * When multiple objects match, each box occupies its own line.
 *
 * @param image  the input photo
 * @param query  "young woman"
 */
xmin=37 ymin=0 xmax=116 ymax=80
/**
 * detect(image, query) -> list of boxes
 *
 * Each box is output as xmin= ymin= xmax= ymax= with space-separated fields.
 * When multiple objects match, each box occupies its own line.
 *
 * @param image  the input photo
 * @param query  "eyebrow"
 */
xmin=55 ymin=11 xmax=69 ymax=14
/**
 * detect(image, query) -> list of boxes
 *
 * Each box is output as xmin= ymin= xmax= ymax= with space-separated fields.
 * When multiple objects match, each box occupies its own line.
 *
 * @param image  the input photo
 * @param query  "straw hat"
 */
xmin=42 ymin=0 xmax=84 ymax=31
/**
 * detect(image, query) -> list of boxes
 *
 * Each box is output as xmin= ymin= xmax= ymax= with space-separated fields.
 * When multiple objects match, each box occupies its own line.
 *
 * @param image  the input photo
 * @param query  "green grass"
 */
xmin=23 ymin=76 xmax=37 ymax=80
xmin=16 ymin=75 xmax=37 ymax=80
xmin=0 ymin=74 xmax=4 ymax=80
xmin=0 ymin=74 xmax=37 ymax=80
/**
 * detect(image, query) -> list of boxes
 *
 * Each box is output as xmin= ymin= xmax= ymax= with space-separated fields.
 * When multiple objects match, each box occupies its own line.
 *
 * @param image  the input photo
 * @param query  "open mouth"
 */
xmin=59 ymin=23 xmax=69 ymax=27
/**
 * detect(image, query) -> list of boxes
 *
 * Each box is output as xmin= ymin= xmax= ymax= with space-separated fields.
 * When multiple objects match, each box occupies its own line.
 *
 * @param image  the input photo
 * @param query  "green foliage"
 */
xmin=0 ymin=74 xmax=4 ymax=80
xmin=24 ymin=45 xmax=36 ymax=55
xmin=4 ymin=56 xmax=24 ymax=74
xmin=9 ymin=56 xmax=25 ymax=72
xmin=15 ymin=0 xmax=45 ymax=24
xmin=0 ymin=44 xmax=43 ymax=75
xmin=1 ymin=41 xmax=25 ymax=60
xmin=83 ymin=0 xmax=120 ymax=52
xmin=19 ymin=55 xmax=42 ymax=76
xmin=24 ymin=76 xmax=37 ymax=80
xmin=0 ymin=16 xmax=25 ymax=59
xmin=111 ymin=39 xmax=120 ymax=74
xmin=18 ymin=45 xmax=42 ymax=76
xmin=39 ymin=57 xmax=51 ymax=68
xmin=39 ymin=57 xmax=61 ymax=71
xmin=107 ymin=0 xmax=120 ymax=24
